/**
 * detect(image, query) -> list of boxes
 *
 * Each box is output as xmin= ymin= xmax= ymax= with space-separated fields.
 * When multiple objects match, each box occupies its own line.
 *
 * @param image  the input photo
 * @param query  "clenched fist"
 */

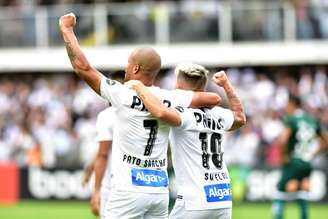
xmin=59 ymin=13 xmax=76 ymax=32
xmin=212 ymin=71 xmax=229 ymax=87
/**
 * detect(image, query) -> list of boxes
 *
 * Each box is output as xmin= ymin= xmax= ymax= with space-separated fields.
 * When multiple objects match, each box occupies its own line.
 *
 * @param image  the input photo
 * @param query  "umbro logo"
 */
xmin=175 ymin=106 xmax=184 ymax=113
xmin=106 ymin=79 xmax=116 ymax=86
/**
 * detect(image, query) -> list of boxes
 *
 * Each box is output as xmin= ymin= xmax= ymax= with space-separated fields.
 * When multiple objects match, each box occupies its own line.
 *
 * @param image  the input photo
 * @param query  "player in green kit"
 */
xmin=272 ymin=95 xmax=328 ymax=219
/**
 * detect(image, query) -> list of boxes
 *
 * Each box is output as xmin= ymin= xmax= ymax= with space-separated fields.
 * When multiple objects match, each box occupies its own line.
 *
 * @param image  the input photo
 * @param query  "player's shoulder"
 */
xmin=208 ymin=106 xmax=232 ymax=117
xmin=151 ymin=87 xmax=192 ymax=95
xmin=303 ymin=112 xmax=320 ymax=127
xmin=210 ymin=106 xmax=228 ymax=111
xmin=174 ymin=106 xmax=196 ymax=114
xmin=294 ymin=111 xmax=313 ymax=123
xmin=102 ymin=77 xmax=124 ymax=91
xmin=179 ymin=106 xmax=231 ymax=117
xmin=101 ymin=76 xmax=135 ymax=99
xmin=105 ymin=77 xmax=123 ymax=86
xmin=303 ymin=112 xmax=317 ymax=121
xmin=148 ymin=86 xmax=178 ymax=101
xmin=149 ymin=86 xmax=170 ymax=96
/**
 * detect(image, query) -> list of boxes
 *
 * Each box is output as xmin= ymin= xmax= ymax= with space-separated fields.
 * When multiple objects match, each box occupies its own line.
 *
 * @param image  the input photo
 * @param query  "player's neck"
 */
xmin=139 ymin=78 xmax=153 ymax=87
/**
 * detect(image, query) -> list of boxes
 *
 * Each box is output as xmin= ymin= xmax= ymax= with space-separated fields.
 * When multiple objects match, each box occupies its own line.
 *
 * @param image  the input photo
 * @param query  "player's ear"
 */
xmin=133 ymin=64 xmax=140 ymax=74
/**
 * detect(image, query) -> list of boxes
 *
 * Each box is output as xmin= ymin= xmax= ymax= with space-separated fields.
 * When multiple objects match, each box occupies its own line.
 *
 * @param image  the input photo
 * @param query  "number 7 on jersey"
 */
xmin=143 ymin=120 xmax=158 ymax=156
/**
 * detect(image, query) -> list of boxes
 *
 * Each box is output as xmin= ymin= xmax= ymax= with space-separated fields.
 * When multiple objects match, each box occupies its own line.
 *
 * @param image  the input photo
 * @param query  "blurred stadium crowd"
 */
xmin=0 ymin=73 xmax=106 ymax=168
xmin=1 ymin=0 xmax=328 ymax=47
xmin=0 ymin=0 xmax=152 ymax=5
xmin=0 ymin=66 xmax=327 ymax=170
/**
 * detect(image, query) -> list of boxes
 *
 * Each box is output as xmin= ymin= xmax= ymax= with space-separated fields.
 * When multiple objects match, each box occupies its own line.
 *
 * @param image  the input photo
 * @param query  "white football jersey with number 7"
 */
xmin=100 ymin=76 xmax=193 ymax=193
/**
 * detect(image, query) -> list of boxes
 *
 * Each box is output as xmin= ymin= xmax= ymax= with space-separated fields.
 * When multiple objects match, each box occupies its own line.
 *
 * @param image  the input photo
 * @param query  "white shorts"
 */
xmin=104 ymin=189 xmax=169 ymax=219
xmin=169 ymin=198 xmax=232 ymax=219
xmin=100 ymin=184 xmax=111 ymax=219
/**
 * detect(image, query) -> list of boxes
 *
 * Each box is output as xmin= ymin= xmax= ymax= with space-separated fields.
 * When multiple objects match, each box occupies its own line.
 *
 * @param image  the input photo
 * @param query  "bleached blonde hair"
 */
xmin=175 ymin=63 xmax=209 ymax=91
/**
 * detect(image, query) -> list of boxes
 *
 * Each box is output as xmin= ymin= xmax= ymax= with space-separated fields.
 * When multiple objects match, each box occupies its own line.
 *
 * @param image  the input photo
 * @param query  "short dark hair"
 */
xmin=289 ymin=95 xmax=302 ymax=107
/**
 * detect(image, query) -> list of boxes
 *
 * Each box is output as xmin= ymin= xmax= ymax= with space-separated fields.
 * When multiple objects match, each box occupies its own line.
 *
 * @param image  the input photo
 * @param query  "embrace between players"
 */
xmin=59 ymin=13 xmax=246 ymax=219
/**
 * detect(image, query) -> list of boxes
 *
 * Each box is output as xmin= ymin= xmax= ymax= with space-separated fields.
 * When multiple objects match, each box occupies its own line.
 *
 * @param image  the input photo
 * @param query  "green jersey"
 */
xmin=283 ymin=111 xmax=320 ymax=162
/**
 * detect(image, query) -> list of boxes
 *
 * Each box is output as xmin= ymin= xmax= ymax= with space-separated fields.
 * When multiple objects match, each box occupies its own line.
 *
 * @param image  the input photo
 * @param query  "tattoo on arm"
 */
xmin=226 ymin=86 xmax=242 ymax=111
xmin=224 ymin=83 xmax=245 ymax=129
xmin=65 ymin=41 xmax=76 ymax=63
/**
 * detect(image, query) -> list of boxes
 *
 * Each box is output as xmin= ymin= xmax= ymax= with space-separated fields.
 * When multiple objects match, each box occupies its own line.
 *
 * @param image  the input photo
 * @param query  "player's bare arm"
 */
xmin=212 ymin=71 xmax=246 ymax=130
xmin=312 ymin=131 xmax=328 ymax=158
xmin=82 ymin=159 xmax=95 ymax=187
xmin=126 ymin=80 xmax=182 ymax=126
xmin=59 ymin=13 xmax=102 ymax=94
xmin=189 ymin=92 xmax=221 ymax=108
xmin=90 ymin=140 xmax=112 ymax=216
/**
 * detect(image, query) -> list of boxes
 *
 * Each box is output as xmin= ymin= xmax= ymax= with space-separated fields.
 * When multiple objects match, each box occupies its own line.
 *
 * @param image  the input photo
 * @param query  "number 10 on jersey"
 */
xmin=199 ymin=132 xmax=223 ymax=169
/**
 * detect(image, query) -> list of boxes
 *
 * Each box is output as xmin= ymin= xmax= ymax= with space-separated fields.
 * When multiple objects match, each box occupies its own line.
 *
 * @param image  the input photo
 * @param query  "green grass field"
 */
xmin=0 ymin=201 xmax=327 ymax=219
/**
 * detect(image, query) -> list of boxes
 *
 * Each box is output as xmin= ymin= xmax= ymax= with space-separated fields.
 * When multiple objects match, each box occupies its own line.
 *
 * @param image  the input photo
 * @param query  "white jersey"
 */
xmin=100 ymin=77 xmax=193 ymax=194
xmin=170 ymin=106 xmax=234 ymax=210
xmin=95 ymin=107 xmax=114 ymax=191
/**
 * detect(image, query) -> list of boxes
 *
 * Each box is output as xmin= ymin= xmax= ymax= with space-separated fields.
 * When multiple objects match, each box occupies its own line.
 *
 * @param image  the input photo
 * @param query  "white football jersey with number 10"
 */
xmin=100 ymin=77 xmax=193 ymax=194
xmin=170 ymin=106 xmax=234 ymax=210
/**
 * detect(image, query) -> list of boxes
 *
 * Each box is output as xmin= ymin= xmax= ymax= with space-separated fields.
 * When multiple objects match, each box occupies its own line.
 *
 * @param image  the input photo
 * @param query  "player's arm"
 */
xmin=59 ymin=13 xmax=102 ymax=94
xmin=312 ymin=130 xmax=328 ymax=158
xmin=212 ymin=71 xmax=246 ymax=131
xmin=93 ymin=141 xmax=111 ymax=193
xmin=126 ymin=80 xmax=181 ymax=126
xmin=189 ymin=92 xmax=221 ymax=108
xmin=313 ymin=137 xmax=328 ymax=157
xmin=276 ymin=128 xmax=291 ymax=164
xmin=82 ymin=158 xmax=95 ymax=187
xmin=90 ymin=140 xmax=111 ymax=216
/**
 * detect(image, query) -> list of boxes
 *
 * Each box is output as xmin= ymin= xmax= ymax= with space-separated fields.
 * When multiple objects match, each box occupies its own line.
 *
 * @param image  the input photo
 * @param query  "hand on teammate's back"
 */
xmin=59 ymin=13 xmax=76 ymax=31
xmin=212 ymin=71 xmax=229 ymax=87
xmin=124 ymin=80 xmax=144 ymax=91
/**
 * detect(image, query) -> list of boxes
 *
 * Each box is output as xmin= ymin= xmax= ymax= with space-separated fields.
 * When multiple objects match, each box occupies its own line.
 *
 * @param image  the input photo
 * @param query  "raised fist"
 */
xmin=212 ymin=71 xmax=229 ymax=87
xmin=59 ymin=13 xmax=76 ymax=31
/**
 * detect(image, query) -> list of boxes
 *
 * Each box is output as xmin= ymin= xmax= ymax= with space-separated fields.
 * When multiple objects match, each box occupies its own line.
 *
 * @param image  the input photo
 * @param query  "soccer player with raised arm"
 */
xmin=59 ymin=13 xmax=221 ymax=218
xmin=272 ymin=96 xmax=328 ymax=219
xmin=126 ymin=63 xmax=246 ymax=219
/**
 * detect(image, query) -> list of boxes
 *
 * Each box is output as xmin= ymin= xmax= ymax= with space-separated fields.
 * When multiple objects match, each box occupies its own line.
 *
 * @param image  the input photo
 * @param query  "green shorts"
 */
xmin=277 ymin=158 xmax=312 ymax=192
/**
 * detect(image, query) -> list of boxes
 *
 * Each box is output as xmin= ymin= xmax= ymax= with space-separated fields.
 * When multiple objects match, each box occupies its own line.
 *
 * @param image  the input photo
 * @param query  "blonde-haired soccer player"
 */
xmin=127 ymin=63 xmax=246 ymax=219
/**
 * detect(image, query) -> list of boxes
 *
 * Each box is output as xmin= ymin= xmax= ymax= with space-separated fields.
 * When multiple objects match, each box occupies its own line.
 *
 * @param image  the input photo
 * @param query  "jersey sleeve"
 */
xmin=100 ymin=76 xmax=128 ymax=108
xmin=174 ymin=106 xmax=191 ymax=129
xmin=211 ymin=106 xmax=234 ymax=131
xmin=170 ymin=89 xmax=193 ymax=107
xmin=95 ymin=110 xmax=113 ymax=142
